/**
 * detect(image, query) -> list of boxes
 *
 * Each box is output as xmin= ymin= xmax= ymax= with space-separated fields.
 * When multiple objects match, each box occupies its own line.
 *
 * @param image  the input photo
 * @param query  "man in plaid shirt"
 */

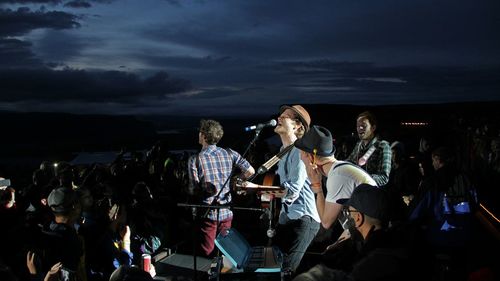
xmin=188 ymin=119 xmax=255 ymax=256
xmin=347 ymin=111 xmax=392 ymax=187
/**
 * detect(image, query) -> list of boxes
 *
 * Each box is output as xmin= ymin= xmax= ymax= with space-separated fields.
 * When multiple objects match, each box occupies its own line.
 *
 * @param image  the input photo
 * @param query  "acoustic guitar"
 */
xmin=235 ymin=144 xmax=295 ymax=228
xmin=236 ymin=144 xmax=293 ymax=195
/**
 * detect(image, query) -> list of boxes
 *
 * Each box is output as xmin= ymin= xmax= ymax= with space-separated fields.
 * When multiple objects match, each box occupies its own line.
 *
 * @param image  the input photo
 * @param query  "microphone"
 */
xmin=244 ymin=119 xmax=277 ymax=132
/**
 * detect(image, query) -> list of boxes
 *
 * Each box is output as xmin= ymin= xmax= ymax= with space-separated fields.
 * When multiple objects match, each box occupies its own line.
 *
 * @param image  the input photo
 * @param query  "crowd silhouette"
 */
xmin=0 ymin=112 xmax=499 ymax=281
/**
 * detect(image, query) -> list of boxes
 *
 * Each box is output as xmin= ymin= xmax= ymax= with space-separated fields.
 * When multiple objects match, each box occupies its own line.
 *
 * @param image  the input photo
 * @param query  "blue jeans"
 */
xmin=276 ymin=215 xmax=320 ymax=272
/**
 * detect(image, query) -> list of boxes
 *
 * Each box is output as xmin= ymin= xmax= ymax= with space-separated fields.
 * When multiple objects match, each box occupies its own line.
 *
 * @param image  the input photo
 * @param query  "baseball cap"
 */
xmin=337 ymin=184 xmax=389 ymax=221
xmin=47 ymin=187 xmax=77 ymax=214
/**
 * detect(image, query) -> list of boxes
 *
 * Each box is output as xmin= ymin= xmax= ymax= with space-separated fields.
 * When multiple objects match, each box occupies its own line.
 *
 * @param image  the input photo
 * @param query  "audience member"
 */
xmin=416 ymin=136 xmax=434 ymax=180
xmin=386 ymin=141 xmax=419 ymax=221
xmin=0 ymin=261 xmax=18 ymax=281
xmin=41 ymin=187 xmax=85 ymax=280
xmin=128 ymin=182 xmax=165 ymax=264
xmin=409 ymin=147 xmax=475 ymax=249
xmin=109 ymin=265 xmax=153 ymax=281
xmin=294 ymin=184 xmax=419 ymax=281
xmin=81 ymin=200 xmax=134 ymax=281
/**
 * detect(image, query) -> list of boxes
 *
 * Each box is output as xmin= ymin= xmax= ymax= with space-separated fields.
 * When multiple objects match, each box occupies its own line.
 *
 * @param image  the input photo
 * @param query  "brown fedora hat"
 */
xmin=280 ymin=105 xmax=311 ymax=132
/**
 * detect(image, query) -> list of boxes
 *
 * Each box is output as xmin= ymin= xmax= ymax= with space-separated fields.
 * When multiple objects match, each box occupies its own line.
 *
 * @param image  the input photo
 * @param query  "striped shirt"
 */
xmin=188 ymin=145 xmax=252 ymax=221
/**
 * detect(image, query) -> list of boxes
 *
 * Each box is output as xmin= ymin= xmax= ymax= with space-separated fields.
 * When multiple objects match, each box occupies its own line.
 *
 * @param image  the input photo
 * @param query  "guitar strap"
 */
xmin=358 ymin=144 xmax=376 ymax=166
xmin=282 ymin=148 xmax=293 ymax=214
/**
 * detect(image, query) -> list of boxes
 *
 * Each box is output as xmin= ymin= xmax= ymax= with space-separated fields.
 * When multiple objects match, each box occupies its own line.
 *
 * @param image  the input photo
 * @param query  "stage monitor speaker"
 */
xmin=154 ymin=253 xmax=213 ymax=280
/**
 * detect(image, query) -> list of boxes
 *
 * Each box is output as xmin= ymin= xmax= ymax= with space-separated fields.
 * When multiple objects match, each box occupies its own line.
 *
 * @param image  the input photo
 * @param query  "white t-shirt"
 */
xmin=325 ymin=161 xmax=377 ymax=203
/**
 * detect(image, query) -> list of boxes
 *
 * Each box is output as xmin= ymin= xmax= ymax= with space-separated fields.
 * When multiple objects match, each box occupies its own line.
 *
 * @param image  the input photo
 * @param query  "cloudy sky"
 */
xmin=1 ymin=0 xmax=499 ymax=116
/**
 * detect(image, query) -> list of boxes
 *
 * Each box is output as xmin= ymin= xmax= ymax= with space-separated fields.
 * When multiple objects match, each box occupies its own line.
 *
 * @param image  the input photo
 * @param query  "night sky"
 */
xmin=1 ymin=0 xmax=499 ymax=116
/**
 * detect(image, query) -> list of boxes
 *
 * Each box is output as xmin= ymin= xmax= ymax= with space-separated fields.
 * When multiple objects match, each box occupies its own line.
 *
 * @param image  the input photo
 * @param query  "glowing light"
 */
xmin=400 ymin=122 xmax=429 ymax=127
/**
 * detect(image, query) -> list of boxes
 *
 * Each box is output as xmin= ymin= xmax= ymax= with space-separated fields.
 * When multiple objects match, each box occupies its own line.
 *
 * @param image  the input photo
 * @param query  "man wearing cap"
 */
xmin=188 ymin=119 xmax=255 ymax=257
xmin=293 ymin=184 xmax=413 ymax=281
xmin=242 ymin=105 xmax=320 ymax=273
xmin=41 ymin=187 xmax=86 ymax=280
xmin=294 ymin=125 xmax=376 ymax=230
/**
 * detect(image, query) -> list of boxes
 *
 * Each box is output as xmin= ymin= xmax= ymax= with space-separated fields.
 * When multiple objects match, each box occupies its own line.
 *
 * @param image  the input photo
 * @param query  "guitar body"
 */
xmin=260 ymin=173 xmax=276 ymax=208
xmin=259 ymin=172 xmax=282 ymax=223
xmin=262 ymin=172 xmax=277 ymax=187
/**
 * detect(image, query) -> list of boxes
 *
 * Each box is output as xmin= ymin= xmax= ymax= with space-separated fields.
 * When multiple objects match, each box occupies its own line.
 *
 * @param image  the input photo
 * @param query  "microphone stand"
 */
xmin=176 ymin=203 xmax=266 ymax=281
xmin=181 ymin=128 xmax=265 ymax=281
xmin=241 ymin=127 xmax=263 ymax=159
xmin=207 ymin=126 xmax=263 ymax=215
xmin=241 ymin=128 xmax=278 ymax=245
xmin=245 ymin=144 xmax=294 ymax=246
xmin=177 ymin=203 xmax=231 ymax=281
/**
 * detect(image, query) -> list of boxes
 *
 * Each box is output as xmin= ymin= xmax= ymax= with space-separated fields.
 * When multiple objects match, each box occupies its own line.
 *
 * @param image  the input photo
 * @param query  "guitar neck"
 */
xmin=245 ymin=185 xmax=283 ymax=191
xmin=258 ymin=144 xmax=294 ymax=173
xmin=275 ymin=144 xmax=294 ymax=158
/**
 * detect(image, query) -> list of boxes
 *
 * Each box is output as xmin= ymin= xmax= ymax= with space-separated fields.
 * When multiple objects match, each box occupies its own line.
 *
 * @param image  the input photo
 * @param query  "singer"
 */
xmin=242 ymin=105 xmax=320 ymax=274
xmin=188 ymin=119 xmax=255 ymax=257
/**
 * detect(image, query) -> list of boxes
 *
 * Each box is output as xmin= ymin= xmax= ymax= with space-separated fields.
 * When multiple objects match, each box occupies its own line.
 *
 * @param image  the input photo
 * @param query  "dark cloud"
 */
xmin=0 ymin=0 xmax=111 ymax=4
xmin=0 ymin=8 xmax=81 ymax=70
xmin=136 ymin=52 xmax=500 ymax=105
xmin=0 ymin=0 xmax=62 ymax=4
xmin=0 ymin=7 xmax=80 ymax=37
xmin=33 ymin=29 xmax=90 ymax=62
xmin=0 ymin=38 xmax=44 ymax=68
xmin=182 ymin=87 xmax=248 ymax=101
xmin=0 ymin=5 xmax=85 ymax=69
xmin=64 ymin=1 xmax=91 ymax=8
xmin=0 ymin=68 xmax=191 ymax=103
xmin=136 ymin=54 xmax=282 ymax=88
xmin=143 ymin=0 xmax=500 ymax=65
xmin=1 ymin=0 xmax=498 ymax=116
xmin=88 ymin=0 xmax=114 ymax=4
xmin=160 ymin=0 xmax=181 ymax=6
xmin=272 ymin=60 xmax=500 ymax=103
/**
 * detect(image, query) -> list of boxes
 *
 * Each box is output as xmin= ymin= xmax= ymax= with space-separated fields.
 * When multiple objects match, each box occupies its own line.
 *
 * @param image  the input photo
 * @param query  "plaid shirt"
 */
xmin=188 ymin=145 xmax=252 ymax=221
xmin=347 ymin=136 xmax=392 ymax=186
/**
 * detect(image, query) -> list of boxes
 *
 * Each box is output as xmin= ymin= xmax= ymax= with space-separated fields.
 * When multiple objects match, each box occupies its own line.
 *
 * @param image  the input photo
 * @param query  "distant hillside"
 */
xmin=1 ymin=102 xmax=499 ymax=187
xmin=1 ymin=112 xmax=157 ymax=157
xmin=138 ymin=101 xmax=500 ymax=151
xmin=2 ymin=101 xmax=498 ymax=157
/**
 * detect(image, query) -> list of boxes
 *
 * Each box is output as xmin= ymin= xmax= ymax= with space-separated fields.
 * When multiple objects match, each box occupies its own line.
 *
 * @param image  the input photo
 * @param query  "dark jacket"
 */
xmin=322 ymin=228 xmax=424 ymax=281
xmin=41 ymin=221 xmax=83 ymax=272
